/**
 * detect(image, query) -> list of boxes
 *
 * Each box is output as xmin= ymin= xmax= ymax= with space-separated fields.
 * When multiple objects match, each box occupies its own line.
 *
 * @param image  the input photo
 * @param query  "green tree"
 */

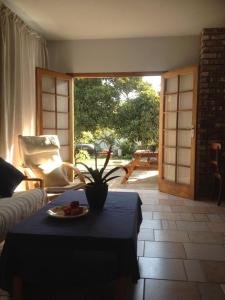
xmin=115 ymin=83 xmax=159 ymax=148
xmin=74 ymin=77 xmax=159 ymax=151
xmin=74 ymin=78 xmax=120 ymax=136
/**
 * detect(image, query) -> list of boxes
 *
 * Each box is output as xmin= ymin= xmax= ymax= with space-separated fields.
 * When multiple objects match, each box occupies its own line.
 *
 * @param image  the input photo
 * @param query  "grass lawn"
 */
xmin=75 ymin=157 xmax=131 ymax=171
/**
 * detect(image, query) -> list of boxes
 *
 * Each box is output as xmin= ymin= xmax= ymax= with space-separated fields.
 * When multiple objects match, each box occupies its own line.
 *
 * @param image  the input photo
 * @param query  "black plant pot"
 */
xmin=85 ymin=183 xmax=108 ymax=211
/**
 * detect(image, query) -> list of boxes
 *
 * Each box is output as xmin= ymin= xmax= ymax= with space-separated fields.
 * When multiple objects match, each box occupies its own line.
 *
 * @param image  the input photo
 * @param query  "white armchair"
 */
xmin=18 ymin=135 xmax=86 ymax=194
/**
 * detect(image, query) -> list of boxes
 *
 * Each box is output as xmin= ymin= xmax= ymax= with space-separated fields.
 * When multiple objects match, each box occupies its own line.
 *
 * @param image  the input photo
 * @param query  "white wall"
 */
xmin=47 ymin=36 xmax=200 ymax=74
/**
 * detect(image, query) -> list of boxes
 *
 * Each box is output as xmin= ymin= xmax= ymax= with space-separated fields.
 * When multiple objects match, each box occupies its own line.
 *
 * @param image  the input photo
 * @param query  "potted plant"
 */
xmin=78 ymin=146 xmax=126 ymax=210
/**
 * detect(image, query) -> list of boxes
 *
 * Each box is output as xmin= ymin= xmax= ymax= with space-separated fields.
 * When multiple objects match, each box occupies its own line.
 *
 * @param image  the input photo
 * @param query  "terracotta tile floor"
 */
xmin=2 ymin=188 xmax=225 ymax=299
xmin=135 ymin=189 xmax=225 ymax=300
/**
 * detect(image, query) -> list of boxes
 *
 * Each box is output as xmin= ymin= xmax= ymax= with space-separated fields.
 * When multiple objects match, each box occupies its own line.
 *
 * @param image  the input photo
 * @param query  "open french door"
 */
xmin=158 ymin=66 xmax=198 ymax=199
xmin=36 ymin=68 xmax=74 ymax=164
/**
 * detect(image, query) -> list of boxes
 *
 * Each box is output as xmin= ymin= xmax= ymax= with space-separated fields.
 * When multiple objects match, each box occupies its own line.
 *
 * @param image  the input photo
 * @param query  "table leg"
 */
xmin=115 ymin=277 xmax=128 ymax=300
xmin=121 ymin=159 xmax=137 ymax=184
xmin=12 ymin=275 xmax=23 ymax=300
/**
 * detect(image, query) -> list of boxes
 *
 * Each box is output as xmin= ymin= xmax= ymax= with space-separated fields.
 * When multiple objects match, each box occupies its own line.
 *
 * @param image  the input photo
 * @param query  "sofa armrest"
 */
xmin=23 ymin=176 xmax=44 ymax=189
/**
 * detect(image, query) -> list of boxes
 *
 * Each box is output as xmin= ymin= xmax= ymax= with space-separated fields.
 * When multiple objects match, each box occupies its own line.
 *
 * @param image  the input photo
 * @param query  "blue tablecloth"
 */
xmin=0 ymin=190 xmax=142 ymax=293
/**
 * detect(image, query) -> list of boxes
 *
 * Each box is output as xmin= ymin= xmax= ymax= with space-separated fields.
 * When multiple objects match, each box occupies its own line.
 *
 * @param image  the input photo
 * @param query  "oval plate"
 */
xmin=47 ymin=205 xmax=89 ymax=219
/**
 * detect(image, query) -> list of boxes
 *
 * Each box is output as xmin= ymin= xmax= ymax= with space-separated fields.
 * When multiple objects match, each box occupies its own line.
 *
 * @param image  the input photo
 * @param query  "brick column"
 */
xmin=196 ymin=28 xmax=225 ymax=198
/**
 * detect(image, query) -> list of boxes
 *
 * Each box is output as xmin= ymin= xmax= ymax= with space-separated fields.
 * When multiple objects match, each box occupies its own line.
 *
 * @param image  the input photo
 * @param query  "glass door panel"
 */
xmin=165 ymin=112 xmax=177 ymax=129
xmin=42 ymin=129 xmax=56 ymax=135
xmin=177 ymin=148 xmax=191 ymax=166
xmin=177 ymin=130 xmax=191 ymax=147
xmin=57 ymin=96 xmax=69 ymax=112
xmin=179 ymin=92 xmax=193 ymax=110
xmin=177 ymin=166 xmax=190 ymax=184
xmin=57 ymin=113 xmax=68 ymax=129
xmin=60 ymin=146 xmax=70 ymax=161
xmin=57 ymin=130 xmax=69 ymax=146
xmin=57 ymin=79 xmax=69 ymax=96
xmin=178 ymin=111 xmax=192 ymax=129
xmin=179 ymin=74 xmax=193 ymax=91
xmin=42 ymin=112 xmax=55 ymax=128
xmin=164 ymin=148 xmax=176 ymax=164
xmin=42 ymin=76 xmax=55 ymax=93
xmin=164 ymin=165 xmax=175 ymax=181
xmin=164 ymin=130 xmax=176 ymax=146
xmin=165 ymin=94 xmax=177 ymax=111
xmin=166 ymin=76 xmax=178 ymax=93
xmin=42 ymin=94 xmax=55 ymax=111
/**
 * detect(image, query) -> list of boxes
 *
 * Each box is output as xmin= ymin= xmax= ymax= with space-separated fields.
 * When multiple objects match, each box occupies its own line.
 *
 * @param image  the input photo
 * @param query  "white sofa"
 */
xmin=0 ymin=189 xmax=47 ymax=243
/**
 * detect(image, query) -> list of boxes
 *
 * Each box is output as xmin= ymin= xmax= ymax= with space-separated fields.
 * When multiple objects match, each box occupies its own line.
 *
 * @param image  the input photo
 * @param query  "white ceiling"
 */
xmin=3 ymin=0 xmax=225 ymax=40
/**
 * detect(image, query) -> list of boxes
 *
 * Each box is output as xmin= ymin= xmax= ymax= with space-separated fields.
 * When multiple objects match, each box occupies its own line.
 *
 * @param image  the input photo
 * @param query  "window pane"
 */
xmin=177 ymin=148 xmax=191 ymax=166
xmin=179 ymin=74 xmax=193 ymax=91
xmin=165 ymin=94 xmax=177 ymax=111
xmin=42 ymin=129 xmax=56 ymax=135
xmin=164 ymin=130 xmax=176 ymax=147
xmin=164 ymin=164 xmax=175 ymax=182
xmin=60 ymin=146 xmax=69 ymax=161
xmin=43 ymin=112 xmax=55 ymax=129
xmin=42 ymin=76 xmax=55 ymax=93
xmin=165 ymin=112 xmax=177 ymax=129
xmin=179 ymin=92 xmax=192 ymax=110
xmin=57 ymin=96 xmax=68 ymax=112
xmin=178 ymin=111 xmax=192 ymax=129
xmin=166 ymin=77 xmax=178 ymax=93
xmin=42 ymin=94 xmax=55 ymax=111
xmin=177 ymin=166 xmax=190 ymax=184
xmin=57 ymin=113 xmax=68 ymax=129
xmin=177 ymin=130 xmax=191 ymax=147
xmin=57 ymin=79 xmax=68 ymax=96
xmin=164 ymin=148 xmax=176 ymax=164
xmin=57 ymin=130 xmax=69 ymax=146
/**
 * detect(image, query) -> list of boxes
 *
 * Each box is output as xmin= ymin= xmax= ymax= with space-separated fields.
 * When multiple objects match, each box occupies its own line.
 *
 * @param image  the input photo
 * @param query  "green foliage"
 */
xmin=119 ymin=140 xmax=135 ymax=157
xmin=74 ymin=77 xmax=160 ymax=156
xmin=115 ymin=89 xmax=159 ymax=148
xmin=77 ymin=146 xmax=122 ymax=185
xmin=76 ymin=131 xmax=94 ymax=144
xmin=74 ymin=150 xmax=90 ymax=162
xmin=93 ymin=127 xmax=117 ymax=148
xmin=74 ymin=78 xmax=120 ymax=136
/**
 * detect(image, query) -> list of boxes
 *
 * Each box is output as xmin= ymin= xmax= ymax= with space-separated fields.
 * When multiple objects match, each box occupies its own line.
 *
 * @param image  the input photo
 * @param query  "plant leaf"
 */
xmin=83 ymin=175 xmax=93 ymax=183
xmin=102 ymin=166 xmax=121 ymax=181
xmin=76 ymin=162 xmax=93 ymax=174
xmin=102 ymin=145 xmax=112 ymax=172
xmin=104 ymin=175 xmax=120 ymax=183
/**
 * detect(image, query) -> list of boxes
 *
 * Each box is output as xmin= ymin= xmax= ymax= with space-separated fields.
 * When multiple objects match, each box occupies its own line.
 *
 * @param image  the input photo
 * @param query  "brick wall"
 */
xmin=196 ymin=28 xmax=225 ymax=198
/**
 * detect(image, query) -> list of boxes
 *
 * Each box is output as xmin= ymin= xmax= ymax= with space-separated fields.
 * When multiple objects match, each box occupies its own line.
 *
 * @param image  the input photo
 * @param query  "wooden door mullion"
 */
xmin=55 ymin=77 xmax=57 ymax=134
xmin=161 ymin=79 xmax=166 ymax=180
xmin=175 ymin=75 xmax=180 ymax=183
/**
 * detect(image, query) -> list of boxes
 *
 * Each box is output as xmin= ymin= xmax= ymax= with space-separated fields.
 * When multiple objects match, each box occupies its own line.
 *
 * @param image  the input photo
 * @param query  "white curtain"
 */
xmin=0 ymin=5 xmax=48 ymax=165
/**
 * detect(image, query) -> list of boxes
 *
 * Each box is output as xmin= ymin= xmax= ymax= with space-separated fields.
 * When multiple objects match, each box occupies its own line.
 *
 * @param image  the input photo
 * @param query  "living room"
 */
xmin=1 ymin=1 xmax=225 ymax=299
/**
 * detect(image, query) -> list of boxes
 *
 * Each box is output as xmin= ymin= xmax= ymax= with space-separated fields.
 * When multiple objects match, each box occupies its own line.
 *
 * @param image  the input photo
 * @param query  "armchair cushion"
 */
xmin=19 ymin=135 xmax=70 ymax=187
xmin=0 ymin=158 xmax=26 ymax=197
xmin=34 ymin=164 xmax=70 ymax=187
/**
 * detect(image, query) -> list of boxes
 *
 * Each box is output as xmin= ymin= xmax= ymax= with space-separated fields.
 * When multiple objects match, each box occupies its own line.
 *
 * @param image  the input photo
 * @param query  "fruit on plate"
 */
xmin=70 ymin=201 xmax=79 ymax=208
xmin=63 ymin=205 xmax=83 ymax=216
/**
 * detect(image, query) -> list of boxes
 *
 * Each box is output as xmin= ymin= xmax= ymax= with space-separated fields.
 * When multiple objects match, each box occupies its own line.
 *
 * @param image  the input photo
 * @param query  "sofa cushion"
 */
xmin=0 ymin=158 xmax=26 ymax=197
xmin=0 ymin=189 xmax=48 ymax=242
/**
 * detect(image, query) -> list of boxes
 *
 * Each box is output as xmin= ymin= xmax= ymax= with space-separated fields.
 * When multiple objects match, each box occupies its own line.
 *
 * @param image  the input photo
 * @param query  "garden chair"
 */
xmin=18 ymin=135 xmax=86 ymax=196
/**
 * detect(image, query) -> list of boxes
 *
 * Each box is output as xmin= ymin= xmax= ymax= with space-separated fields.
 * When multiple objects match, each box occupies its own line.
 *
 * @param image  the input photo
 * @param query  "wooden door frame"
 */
xmin=68 ymin=71 xmax=164 ymax=78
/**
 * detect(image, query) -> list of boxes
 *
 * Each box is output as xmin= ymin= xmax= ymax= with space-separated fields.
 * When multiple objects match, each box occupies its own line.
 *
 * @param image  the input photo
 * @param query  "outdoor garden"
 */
xmin=74 ymin=77 xmax=160 ymax=169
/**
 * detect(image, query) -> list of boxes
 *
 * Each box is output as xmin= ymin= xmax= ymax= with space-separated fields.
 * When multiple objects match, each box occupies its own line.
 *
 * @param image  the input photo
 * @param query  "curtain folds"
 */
xmin=0 ymin=5 xmax=48 ymax=165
